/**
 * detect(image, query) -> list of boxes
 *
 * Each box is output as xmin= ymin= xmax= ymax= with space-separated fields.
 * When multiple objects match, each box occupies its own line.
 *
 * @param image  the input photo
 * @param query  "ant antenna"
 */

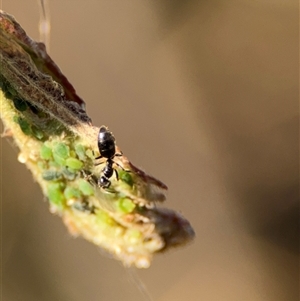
xmin=38 ymin=0 xmax=51 ymax=51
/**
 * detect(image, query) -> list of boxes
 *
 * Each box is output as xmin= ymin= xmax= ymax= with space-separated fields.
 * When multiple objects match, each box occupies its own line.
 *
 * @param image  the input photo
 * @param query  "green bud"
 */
xmin=119 ymin=171 xmax=133 ymax=187
xmin=47 ymin=183 xmax=66 ymax=208
xmin=31 ymin=125 xmax=44 ymax=140
xmin=117 ymin=198 xmax=135 ymax=213
xmin=78 ymin=179 xmax=94 ymax=196
xmin=42 ymin=170 xmax=61 ymax=181
xmin=16 ymin=117 xmax=31 ymax=136
xmin=85 ymin=149 xmax=94 ymax=159
xmin=64 ymin=186 xmax=82 ymax=200
xmin=53 ymin=142 xmax=69 ymax=166
xmin=12 ymin=98 xmax=27 ymax=112
xmin=40 ymin=144 xmax=53 ymax=160
xmin=75 ymin=144 xmax=86 ymax=160
xmin=65 ymin=157 xmax=83 ymax=170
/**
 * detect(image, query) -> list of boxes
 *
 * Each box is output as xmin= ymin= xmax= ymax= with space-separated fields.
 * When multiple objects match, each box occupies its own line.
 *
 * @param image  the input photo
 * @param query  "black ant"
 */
xmin=95 ymin=126 xmax=124 ymax=188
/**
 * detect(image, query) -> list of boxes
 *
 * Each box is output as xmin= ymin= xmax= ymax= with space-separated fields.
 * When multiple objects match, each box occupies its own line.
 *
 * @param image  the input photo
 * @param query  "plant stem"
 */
xmin=0 ymin=10 xmax=194 ymax=268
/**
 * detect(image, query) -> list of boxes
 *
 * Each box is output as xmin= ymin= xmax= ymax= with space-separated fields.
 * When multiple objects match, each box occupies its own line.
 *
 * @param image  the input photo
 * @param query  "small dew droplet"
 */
xmin=18 ymin=152 xmax=27 ymax=163
xmin=136 ymin=257 xmax=150 ymax=269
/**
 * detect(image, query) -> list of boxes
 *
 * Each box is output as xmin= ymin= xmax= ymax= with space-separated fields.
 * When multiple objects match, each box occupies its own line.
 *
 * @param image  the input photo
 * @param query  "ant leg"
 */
xmin=114 ymin=169 xmax=119 ymax=181
xmin=114 ymin=161 xmax=131 ymax=172
xmin=94 ymin=156 xmax=105 ymax=166
xmin=81 ymin=170 xmax=98 ymax=185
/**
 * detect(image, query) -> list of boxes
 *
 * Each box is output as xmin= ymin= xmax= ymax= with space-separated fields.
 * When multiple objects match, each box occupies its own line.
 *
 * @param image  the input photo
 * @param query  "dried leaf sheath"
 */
xmin=0 ymin=10 xmax=194 ymax=268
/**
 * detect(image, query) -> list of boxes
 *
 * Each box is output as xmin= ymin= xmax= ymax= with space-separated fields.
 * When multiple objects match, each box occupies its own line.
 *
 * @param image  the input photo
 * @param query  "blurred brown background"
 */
xmin=1 ymin=1 xmax=299 ymax=300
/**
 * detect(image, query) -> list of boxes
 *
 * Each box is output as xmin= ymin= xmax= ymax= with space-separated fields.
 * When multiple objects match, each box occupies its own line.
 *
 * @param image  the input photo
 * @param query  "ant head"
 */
xmin=99 ymin=176 xmax=111 ymax=188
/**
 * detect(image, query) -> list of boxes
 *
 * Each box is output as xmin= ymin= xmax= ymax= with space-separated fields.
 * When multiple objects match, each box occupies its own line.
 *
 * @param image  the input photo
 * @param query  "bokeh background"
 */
xmin=1 ymin=1 xmax=299 ymax=300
